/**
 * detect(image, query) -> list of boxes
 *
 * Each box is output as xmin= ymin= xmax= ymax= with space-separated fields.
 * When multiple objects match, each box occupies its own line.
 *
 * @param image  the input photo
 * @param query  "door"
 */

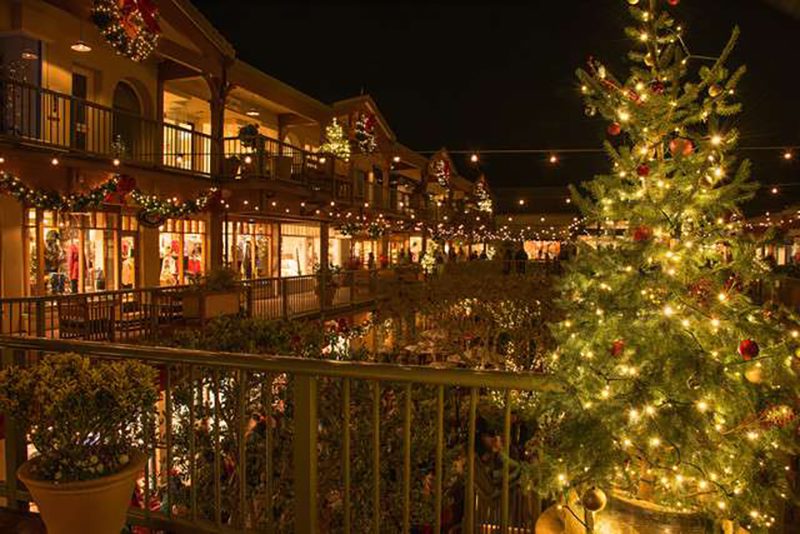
xmin=71 ymin=72 xmax=88 ymax=150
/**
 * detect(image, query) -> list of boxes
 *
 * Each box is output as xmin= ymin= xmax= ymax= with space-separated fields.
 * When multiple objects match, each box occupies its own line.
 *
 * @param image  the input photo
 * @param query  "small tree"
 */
xmin=537 ymin=1 xmax=800 ymax=530
xmin=320 ymin=118 xmax=351 ymax=162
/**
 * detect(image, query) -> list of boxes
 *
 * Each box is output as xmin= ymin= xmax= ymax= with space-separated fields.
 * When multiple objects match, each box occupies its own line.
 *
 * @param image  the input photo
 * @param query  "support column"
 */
xmin=207 ymin=73 xmax=230 ymax=271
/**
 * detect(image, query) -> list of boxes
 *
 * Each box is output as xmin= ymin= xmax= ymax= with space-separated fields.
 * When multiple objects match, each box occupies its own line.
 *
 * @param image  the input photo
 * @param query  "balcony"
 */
xmin=0 ymin=79 xmax=212 ymax=176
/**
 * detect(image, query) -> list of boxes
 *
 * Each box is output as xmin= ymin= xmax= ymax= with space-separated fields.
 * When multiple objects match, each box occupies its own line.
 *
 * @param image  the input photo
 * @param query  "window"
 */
xmin=159 ymin=218 xmax=206 ymax=285
xmin=25 ymin=209 xmax=119 ymax=295
xmin=280 ymin=224 xmax=320 ymax=277
xmin=225 ymin=220 xmax=273 ymax=279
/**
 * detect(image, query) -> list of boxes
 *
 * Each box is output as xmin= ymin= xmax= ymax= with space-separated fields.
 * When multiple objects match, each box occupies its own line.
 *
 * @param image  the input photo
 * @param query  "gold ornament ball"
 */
xmin=709 ymin=84 xmax=722 ymax=98
xmin=744 ymin=365 xmax=763 ymax=384
xmin=644 ymin=54 xmax=655 ymax=67
xmin=581 ymin=487 xmax=608 ymax=513
xmin=627 ymin=0 xmax=639 ymax=4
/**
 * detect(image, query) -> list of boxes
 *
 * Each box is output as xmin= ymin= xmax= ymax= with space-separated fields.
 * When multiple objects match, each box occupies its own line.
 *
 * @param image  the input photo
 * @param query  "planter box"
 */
xmin=183 ymin=290 xmax=240 ymax=321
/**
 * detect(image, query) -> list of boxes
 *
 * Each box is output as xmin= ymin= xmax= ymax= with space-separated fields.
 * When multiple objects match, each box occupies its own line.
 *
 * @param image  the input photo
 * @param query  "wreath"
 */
xmin=91 ymin=0 xmax=161 ymax=62
xmin=354 ymin=112 xmax=377 ymax=154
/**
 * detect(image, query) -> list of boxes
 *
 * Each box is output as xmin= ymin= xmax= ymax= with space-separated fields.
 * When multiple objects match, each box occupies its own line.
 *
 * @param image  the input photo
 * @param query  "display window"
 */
xmin=159 ymin=218 xmax=207 ymax=286
xmin=409 ymin=236 xmax=424 ymax=263
xmin=25 ymin=209 xmax=121 ymax=296
xmin=352 ymin=239 xmax=379 ymax=269
xmin=523 ymin=240 xmax=561 ymax=261
xmin=280 ymin=223 xmax=320 ymax=277
xmin=389 ymin=235 xmax=410 ymax=264
xmin=225 ymin=220 xmax=273 ymax=279
xmin=328 ymin=228 xmax=352 ymax=269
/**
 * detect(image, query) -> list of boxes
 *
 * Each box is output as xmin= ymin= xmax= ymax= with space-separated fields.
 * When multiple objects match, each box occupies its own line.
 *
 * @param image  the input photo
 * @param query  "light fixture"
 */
xmin=783 ymin=150 xmax=793 ymax=161
xmin=0 ymin=156 xmax=5 ymax=164
xmin=245 ymin=109 xmax=260 ymax=117
xmin=771 ymin=187 xmax=779 ymax=194
xmin=21 ymin=48 xmax=38 ymax=60
xmin=470 ymin=153 xmax=479 ymax=163
xmin=319 ymin=157 xmax=326 ymax=164
xmin=71 ymin=40 xmax=92 ymax=53
xmin=392 ymin=156 xmax=400 ymax=163
xmin=549 ymin=154 xmax=559 ymax=164
xmin=50 ymin=156 xmax=59 ymax=166
xmin=518 ymin=199 xmax=525 ymax=206
xmin=244 ymin=155 xmax=253 ymax=164
xmin=176 ymin=154 xmax=184 ymax=164
xmin=112 ymin=157 xmax=120 ymax=167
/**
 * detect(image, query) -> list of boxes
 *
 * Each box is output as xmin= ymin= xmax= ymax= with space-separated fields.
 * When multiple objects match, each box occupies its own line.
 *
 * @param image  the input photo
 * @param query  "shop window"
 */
xmin=159 ymin=218 xmax=206 ymax=285
xmin=280 ymin=223 xmax=320 ymax=277
xmin=225 ymin=220 xmax=273 ymax=279
xmin=121 ymin=215 xmax=138 ymax=288
xmin=25 ymin=209 xmax=120 ymax=295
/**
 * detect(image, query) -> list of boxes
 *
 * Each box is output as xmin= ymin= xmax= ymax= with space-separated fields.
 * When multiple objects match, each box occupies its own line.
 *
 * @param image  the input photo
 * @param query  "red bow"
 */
xmin=121 ymin=0 xmax=161 ymax=33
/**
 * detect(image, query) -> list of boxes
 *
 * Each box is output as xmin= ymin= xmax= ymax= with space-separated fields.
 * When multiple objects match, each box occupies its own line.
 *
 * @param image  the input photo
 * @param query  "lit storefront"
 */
xmin=224 ymin=220 xmax=273 ymax=279
xmin=159 ymin=218 xmax=207 ymax=285
xmin=328 ymin=228 xmax=352 ymax=269
xmin=280 ymin=223 xmax=320 ymax=277
xmin=388 ymin=233 xmax=410 ymax=263
xmin=24 ymin=209 xmax=138 ymax=296
xmin=523 ymin=240 xmax=561 ymax=261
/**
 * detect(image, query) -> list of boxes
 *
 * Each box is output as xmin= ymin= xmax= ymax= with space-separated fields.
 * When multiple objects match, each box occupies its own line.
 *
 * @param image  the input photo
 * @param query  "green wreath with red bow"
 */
xmin=91 ymin=0 xmax=161 ymax=62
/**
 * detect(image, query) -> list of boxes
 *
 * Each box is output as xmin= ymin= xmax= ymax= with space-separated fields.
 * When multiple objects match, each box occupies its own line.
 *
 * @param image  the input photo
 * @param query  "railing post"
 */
xmin=35 ymin=299 xmax=45 ymax=338
xmin=293 ymin=374 xmax=318 ymax=534
xmin=281 ymin=278 xmax=289 ymax=319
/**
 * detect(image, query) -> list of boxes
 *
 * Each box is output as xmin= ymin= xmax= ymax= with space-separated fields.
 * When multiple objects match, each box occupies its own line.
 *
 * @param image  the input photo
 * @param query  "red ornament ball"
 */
xmin=610 ymin=339 xmax=625 ymax=357
xmin=669 ymin=138 xmax=694 ymax=158
xmin=649 ymin=81 xmax=665 ymax=95
xmin=667 ymin=0 xmax=680 ymax=5
xmin=607 ymin=122 xmax=622 ymax=136
xmin=636 ymin=163 xmax=650 ymax=177
xmin=632 ymin=225 xmax=652 ymax=242
xmin=738 ymin=339 xmax=760 ymax=361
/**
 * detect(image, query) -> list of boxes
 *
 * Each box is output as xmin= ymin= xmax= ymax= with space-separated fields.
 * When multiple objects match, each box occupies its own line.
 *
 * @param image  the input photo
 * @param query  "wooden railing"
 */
xmin=0 ymin=335 xmax=556 ymax=533
xmin=0 ymin=79 xmax=212 ymax=175
xmin=0 ymin=269 xmax=409 ymax=342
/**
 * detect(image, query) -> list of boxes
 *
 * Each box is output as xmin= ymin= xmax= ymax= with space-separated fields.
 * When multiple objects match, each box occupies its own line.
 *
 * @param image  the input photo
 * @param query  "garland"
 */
xmin=354 ymin=112 xmax=377 ymax=154
xmin=0 ymin=171 xmax=217 ymax=225
xmin=0 ymin=172 xmax=125 ymax=211
xmin=339 ymin=220 xmax=388 ymax=239
xmin=91 ymin=0 xmax=161 ymax=62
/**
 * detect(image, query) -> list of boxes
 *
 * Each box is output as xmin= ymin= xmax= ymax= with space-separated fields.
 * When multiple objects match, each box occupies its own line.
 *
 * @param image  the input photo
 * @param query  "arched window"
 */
xmin=112 ymin=81 xmax=141 ymax=157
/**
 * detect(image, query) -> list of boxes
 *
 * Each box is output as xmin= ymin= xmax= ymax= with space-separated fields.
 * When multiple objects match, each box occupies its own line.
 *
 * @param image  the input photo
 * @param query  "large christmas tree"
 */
xmin=537 ymin=1 xmax=800 ymax=530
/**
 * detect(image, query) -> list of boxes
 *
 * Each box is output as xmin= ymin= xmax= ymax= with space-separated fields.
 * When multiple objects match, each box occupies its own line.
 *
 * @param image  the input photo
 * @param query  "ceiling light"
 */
xmin=71 ymin=40 xmax=92 ymax=53
xmin=245 ymin=109 xmax=260 ymax=117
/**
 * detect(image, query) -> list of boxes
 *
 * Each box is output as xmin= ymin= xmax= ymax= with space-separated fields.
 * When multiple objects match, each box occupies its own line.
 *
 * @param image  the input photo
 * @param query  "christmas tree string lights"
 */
xmin=532 ymin=1 xmax=800 ymax=531
xmin=319 ymin=118 xmax=351 ymax=162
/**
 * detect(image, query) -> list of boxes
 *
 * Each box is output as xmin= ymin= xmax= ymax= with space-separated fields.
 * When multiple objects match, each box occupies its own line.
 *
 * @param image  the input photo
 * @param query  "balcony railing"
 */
xmin=0 ymin=79 xmax=212 ymax=176
xmin=0 ymin=268 xmax=411 ymax=342
xmin=0 ymin=334 xmax=556 ymax=533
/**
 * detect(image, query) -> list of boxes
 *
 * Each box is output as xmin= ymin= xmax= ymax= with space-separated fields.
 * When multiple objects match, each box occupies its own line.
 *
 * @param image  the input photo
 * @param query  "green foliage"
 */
xmin=187 ymin=267 xmax=240 ymax=293
xmin=537 ymin=3 xmax=800 ymax=530
xmin=0 ymin=353 xmax=158 ymax=482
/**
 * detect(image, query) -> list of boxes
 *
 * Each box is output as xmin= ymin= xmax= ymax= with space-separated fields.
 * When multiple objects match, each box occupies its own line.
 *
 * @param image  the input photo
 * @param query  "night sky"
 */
xmin=193 ymin=0 xmax=800 ymax=213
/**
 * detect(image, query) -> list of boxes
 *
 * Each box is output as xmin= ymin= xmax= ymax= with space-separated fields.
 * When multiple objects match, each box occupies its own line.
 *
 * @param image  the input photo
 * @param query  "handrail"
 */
xmin=0 ymin=335 xmax=563 ymax=391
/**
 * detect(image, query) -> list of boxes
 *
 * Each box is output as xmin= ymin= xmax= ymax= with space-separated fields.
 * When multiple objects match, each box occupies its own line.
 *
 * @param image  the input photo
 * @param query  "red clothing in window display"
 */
xmin=68 ymin=242 xmax=80 ymax=281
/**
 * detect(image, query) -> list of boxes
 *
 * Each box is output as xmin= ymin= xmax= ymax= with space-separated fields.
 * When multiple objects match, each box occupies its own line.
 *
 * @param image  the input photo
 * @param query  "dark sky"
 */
xmin=192 ymin=0 xmax=800 ymax=211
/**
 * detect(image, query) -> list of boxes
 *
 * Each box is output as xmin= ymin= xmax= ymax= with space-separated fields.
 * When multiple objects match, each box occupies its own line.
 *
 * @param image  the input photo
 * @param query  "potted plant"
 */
xmin=314 ymin=263 xmax=340 ymax=308
xmin=0 ymin=353 xmax=157 ymax=534
xmin=182 ymin=267 xmax=242 ymax=321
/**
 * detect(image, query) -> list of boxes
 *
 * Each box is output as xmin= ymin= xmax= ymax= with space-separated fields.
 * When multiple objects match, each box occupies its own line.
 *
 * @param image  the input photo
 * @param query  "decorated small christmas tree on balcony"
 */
xmin=320 ymin=117 xmax=351 ymax=162
xmin=538 ymin=1 xmax=800 ymax=531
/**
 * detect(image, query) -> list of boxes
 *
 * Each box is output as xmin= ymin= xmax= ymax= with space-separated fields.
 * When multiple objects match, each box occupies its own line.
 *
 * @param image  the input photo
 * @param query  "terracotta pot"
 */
xmin=18 ymin=451 xmax=146 ymax=534
xmin=537 ymin=490 xmax=719 ymax=533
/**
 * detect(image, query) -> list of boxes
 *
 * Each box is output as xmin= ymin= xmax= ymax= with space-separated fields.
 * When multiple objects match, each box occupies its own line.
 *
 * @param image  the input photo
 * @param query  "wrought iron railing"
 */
xmin=0 ymin=78 xmax=212 ymax=175
xmin=0 ymin=335 xmax=557 ymax=533
xmin=0 ymin=269 xmax=410 ymax=342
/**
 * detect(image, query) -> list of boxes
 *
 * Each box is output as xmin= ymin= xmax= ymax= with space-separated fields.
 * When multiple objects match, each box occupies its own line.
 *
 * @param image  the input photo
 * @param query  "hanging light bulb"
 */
xmin=470 ymin=153 xmax=479 ymax=163
xmin=112 ymin=157 xmax=121 ymax=167
xmin=549 ymin=154 xmax=559 ymax=164
xmin=50 ymin=156 xmax=59 ymax=166
xmin=783 ymin=150 xmax=793 ymax=161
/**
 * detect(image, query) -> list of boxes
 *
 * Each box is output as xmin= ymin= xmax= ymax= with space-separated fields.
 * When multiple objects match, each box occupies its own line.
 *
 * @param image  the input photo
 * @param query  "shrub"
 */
xmin=0 ymin=353 xmax=158 ymax=482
